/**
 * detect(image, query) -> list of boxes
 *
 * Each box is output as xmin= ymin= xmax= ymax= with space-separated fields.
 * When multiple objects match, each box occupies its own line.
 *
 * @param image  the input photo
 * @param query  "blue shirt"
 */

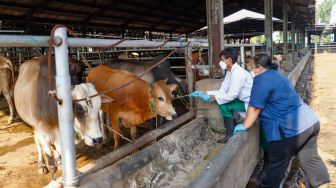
xmin=249 ymin=69 xmax=319 ymax=142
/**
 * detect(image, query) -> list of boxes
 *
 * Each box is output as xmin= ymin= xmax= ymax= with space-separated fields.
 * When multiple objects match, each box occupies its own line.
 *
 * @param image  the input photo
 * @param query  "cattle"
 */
xmin=14 ymin=55 xmax=112 ymax=179
xmin=0 ymin=56 xmax=15 ymax=124
xmin=69 ymin=57 xmax=86 ymax=85
xmin=105 ymin=54 xmax=187 ymax=94
xmin=87 ymin=65 xmax=177 ymax=149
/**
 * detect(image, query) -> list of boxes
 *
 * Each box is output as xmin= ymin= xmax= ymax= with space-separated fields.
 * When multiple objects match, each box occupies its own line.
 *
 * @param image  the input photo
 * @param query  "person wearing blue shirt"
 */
xmin=235 ymin=54 xmax=329 ymax=188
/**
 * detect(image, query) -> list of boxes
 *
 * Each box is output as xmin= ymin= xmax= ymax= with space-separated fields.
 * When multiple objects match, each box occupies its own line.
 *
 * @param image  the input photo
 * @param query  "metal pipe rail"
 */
xmin=0 ymin=35 xmax=200 ymax=48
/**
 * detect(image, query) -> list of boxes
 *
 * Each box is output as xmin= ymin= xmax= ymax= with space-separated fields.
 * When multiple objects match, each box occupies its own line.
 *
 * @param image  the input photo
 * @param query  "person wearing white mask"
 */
xmin=190 ymin=47 xmax=253 ymax=143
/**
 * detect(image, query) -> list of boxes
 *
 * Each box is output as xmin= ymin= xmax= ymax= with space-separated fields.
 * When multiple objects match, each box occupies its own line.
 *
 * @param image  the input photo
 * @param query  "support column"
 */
xmin=283 ymin=0 xmax=288 ymax=55
xmin=206 ymin=0 xmax=224 ymax=78
xmin=264 ymin=0 xmax=273 ymax=56
xmin=303 ymin=30 xmax=307 ymax=47
xmin=290 ymin=2 xmax=295 ymax=52
xmin=307 ymin=31 xmax=311 ymax=45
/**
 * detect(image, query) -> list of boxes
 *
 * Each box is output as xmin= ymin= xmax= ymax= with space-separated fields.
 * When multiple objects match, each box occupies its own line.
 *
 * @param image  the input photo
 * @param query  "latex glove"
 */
xmin=190 ymin=91 xmax=203 ymax=98
xmin=233 ymin=123 xmax=247 ymax=135
xmin=201 ymin=93 xmax=211 ymax=102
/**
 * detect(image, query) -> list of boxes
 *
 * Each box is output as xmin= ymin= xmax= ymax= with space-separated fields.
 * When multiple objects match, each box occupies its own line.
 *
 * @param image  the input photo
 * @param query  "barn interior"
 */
xmin=0 ymin=0 xmax=319 ymax=187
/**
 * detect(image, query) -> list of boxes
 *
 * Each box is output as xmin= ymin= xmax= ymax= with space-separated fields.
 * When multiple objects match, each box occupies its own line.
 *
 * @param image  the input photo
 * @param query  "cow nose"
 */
xmin=172 ymin=113 xmax=177 ymax=119
xmin=93 ymin=137 xmax=103 ymax=145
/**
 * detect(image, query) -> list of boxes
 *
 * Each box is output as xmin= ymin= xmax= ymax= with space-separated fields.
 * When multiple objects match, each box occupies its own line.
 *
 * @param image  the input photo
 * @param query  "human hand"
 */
xmin=190 ymin=91 xmax=203 ymax=98
xmin=201 ymin=93 xmax=211 ymax=102
xmin=233 ymin=123 xmax=247 ymax=135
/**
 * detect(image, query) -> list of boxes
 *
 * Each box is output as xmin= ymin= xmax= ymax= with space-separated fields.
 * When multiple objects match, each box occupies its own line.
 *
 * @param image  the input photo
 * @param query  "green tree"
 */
xmin=316 ymin=0 xmax=336 ymax=24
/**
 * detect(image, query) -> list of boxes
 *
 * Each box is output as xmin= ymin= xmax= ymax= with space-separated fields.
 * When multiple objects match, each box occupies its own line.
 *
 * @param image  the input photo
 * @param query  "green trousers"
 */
xmin=217 ymin=99 xmax=245 ymax=118
xmin=217 ymin=98 xmax=269 ymax=151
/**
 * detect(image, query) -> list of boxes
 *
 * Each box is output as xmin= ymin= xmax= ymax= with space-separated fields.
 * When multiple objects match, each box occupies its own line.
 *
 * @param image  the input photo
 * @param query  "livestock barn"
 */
xmin=1 ymin=0 xmax=335 ymax=188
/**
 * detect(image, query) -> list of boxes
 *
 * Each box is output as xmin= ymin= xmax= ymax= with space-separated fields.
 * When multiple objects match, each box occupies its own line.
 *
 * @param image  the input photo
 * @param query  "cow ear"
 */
xmin=167 ymin=84 xmax=178 ymax=92
xmin=100 ymin=94 xmax=114 ymax=104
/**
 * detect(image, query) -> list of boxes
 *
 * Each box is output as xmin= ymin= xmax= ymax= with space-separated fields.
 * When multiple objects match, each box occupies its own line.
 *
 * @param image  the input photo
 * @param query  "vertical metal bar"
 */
xmin=240 ymin=46 xmax=245 ymax=68
xmin=264 ymin=0 xmax=273 ymax=57
xmin=315 ymin=42 xmax=317 ymax=54
xmin=206 ymin=0 xmax=224 ymax=78
xmin=252 ymin=46 xmax=255 ymax=57
xmin=283 ymin=0 xmax=288 ymax=55
xmin=185 ymin=46 xmax=194 ymax=110
xmin=54 ymin=27 xmax=79 ymax=187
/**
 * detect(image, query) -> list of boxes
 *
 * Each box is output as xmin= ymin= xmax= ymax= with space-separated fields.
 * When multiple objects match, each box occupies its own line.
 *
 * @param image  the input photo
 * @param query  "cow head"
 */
xmin=71 ymin=83 xmax=113 ymax=146
xmin=151 ymin=80 xmax=178 ymax=120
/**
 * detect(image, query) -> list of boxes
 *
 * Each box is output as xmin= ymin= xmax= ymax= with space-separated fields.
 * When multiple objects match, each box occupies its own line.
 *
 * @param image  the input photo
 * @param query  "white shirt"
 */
xmin=207 ymin=63 xmax=253 ymax=110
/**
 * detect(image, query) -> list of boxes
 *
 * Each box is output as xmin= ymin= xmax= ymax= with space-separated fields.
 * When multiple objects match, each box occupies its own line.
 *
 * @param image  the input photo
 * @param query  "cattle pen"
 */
xmin=0 ymin=0 xmax=324 ymax=188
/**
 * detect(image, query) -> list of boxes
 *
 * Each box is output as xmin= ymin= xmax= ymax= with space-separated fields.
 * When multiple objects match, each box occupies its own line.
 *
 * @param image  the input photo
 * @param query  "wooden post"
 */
xmin=291 ymin=2 xmax=296 ymax=52
xmin=185 ymin=46 xmax=194 ymax=109
xmin=264 ymin=0 xmax=273 ymax=57
xmin=206 ymin=0 xmax=224 ymax=78
xmin=283 ymin=0 xmax=288 ymax=55
xmin=308 ymin=31 xmax=311 ymax=45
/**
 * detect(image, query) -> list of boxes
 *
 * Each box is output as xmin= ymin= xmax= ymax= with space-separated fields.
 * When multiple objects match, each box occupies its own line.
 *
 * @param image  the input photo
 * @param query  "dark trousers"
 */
xmin=260 ymin=122 xmax=329 ymax=188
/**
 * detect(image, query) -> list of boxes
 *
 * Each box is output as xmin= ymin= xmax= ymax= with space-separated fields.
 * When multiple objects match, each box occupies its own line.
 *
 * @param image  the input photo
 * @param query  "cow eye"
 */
xmin=158 ymin=96 xmax=164 ymax=101
xmin=75 ymin=104 xmax=85 ymax=115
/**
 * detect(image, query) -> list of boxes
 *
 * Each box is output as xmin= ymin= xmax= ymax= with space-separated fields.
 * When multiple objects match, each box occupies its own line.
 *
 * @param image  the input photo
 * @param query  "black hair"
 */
xmin=253 ymin=53 xmax=278 ymax=70
xmin=219 ymin=47 xmax=238 ymax=64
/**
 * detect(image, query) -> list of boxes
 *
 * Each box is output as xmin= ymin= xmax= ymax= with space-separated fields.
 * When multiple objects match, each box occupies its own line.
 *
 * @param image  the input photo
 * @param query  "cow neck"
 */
xmin=148 ymin=83 xmax=156 ymax=113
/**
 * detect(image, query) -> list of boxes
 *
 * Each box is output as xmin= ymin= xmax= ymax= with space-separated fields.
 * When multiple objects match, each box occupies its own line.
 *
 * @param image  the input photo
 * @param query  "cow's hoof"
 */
xmin=50 ymin=166 xmax=57 ymax=180
xmin=7 ymin=117 xmax=13 ymax=124
xmin=38 ymin=166 xmax=49 ymax=174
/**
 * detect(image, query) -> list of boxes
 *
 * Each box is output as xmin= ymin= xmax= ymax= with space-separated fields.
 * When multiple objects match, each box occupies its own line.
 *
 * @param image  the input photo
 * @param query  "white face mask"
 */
xmin=219 ymin=60 xmax=227 ymax=70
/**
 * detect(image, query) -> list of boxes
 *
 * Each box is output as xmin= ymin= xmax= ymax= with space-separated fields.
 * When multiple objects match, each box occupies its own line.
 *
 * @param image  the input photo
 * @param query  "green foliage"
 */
xmin=311 ymin=35 xmax=333 ymax=43
xmin=316 ymin=0 xmax=336 ymax=24
xmin=250 ymin=35 xmax=266 ymax=44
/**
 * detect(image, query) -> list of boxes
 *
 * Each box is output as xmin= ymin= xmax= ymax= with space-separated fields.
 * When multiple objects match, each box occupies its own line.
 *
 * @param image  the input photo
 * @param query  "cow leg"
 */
xmin=99 ymin=110 xmax=107 ymax=145
xmin=3 ymin=90 xmax=14 ymax=124
xmin=130 ymin=126 xmax=137 ymax=142
xmin=34 ymin=133 xmax=48 ymax=174
xmin=111 ymin=114 xmax=120 ymax=149
xmin=53 ymin=140 xmax=62 ymax=166
xmin=39 ymin=134 xmax=57 ymax=180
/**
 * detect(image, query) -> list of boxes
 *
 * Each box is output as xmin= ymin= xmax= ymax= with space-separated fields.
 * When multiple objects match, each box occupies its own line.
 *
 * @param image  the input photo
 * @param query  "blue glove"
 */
xmin=201 ymin=93 xmax=211 ymax=102
xmin=233 ymin=123 xmax=247 ymax=135
xmin=190 ymin=91 xmax=203 ymax=98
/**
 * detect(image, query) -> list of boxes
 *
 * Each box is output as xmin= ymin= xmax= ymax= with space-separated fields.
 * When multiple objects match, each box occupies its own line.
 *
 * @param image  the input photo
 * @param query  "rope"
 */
xmin=75 ymin=42 xmax=190 ymax=102
xmin=102 ymin=122 xmax=132 ymax=143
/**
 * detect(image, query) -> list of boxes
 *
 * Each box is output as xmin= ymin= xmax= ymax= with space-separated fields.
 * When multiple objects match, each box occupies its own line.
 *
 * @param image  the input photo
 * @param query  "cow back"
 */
xmin=14 ymin=56 xmax=58 ymax=127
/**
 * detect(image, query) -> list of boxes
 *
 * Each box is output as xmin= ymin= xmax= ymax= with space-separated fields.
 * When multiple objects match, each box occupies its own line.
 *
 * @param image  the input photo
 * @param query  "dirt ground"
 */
xmin=312 ymin=52 xmax=336 ymax=187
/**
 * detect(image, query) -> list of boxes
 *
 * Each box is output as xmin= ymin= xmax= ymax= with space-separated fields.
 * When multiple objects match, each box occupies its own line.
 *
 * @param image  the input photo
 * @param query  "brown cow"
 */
xmin=0 ymin=56 xmax=15 ymax=124
xmin=14 ymin=56 xmax=112 ymax=179
xmin=87 ymin=65 xmax=177 ymax=149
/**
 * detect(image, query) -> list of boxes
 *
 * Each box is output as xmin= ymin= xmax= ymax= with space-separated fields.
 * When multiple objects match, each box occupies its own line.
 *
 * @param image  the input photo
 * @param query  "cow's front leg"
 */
xmin=110 ymin=114 xmax=120 ymax=149
xmin=34 ymin=133 xmax=48 ymax=174
xmin=39 ymin=133 xmax=57 ymax=180
xmin=130 ymin=126 xmax=137 ymax=142
xmin=3 ymin=90 xmax=14 ymax=124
